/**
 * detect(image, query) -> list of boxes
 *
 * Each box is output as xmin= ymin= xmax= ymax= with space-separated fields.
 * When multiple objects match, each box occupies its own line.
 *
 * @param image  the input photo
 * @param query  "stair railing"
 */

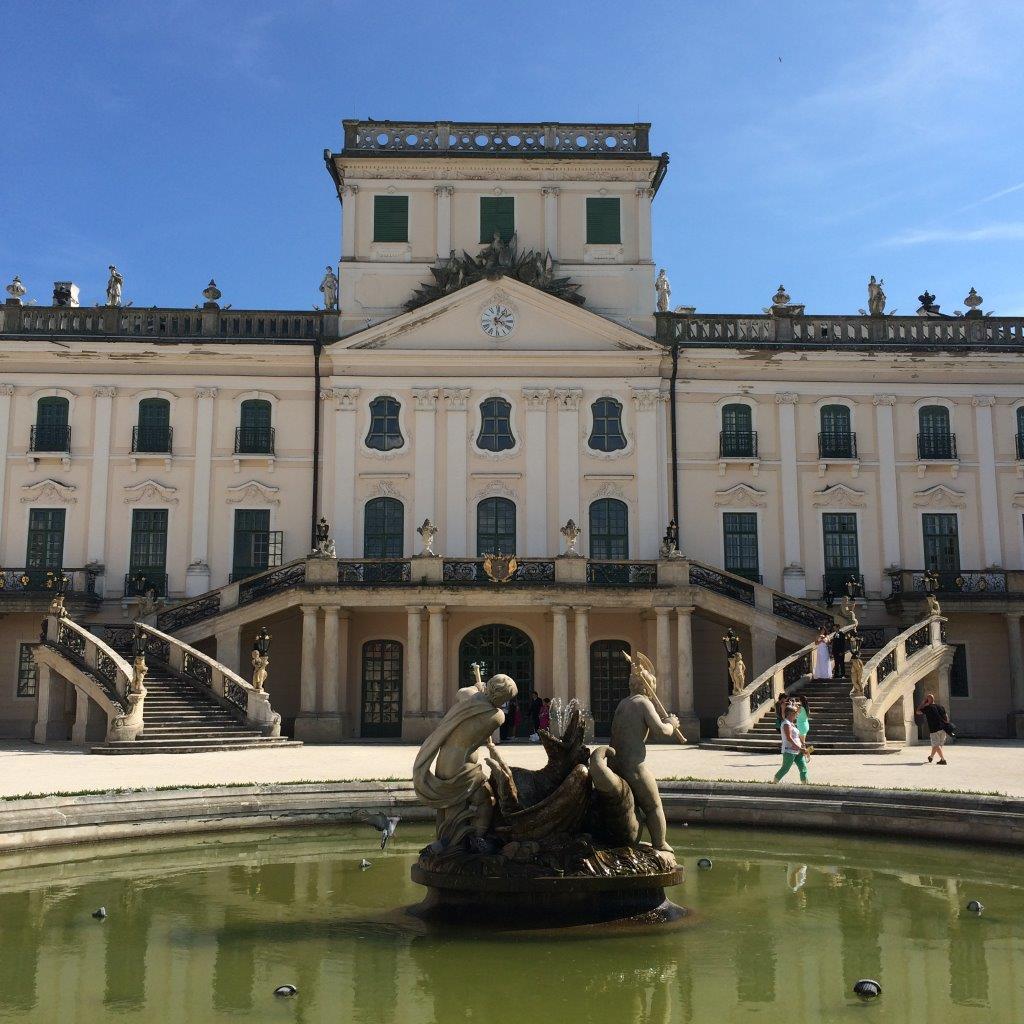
xmin=717 ymin=623 xmax=858 ymax=738
xmin=135 ymin=622 xmax=281 ymax=736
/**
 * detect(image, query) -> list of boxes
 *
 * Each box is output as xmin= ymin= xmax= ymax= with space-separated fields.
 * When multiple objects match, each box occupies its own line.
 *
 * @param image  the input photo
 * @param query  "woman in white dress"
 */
xmin=811 ymin=630 xmax=833 ymax=680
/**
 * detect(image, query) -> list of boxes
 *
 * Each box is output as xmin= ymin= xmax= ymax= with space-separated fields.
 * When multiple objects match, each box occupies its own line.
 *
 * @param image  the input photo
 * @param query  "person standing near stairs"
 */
xmin=917 ymin=693 xmax=950 ymax=765
xmin=794 ymin=693 xmax=811 ymax=749
xmin=773 ymin=703 xmax=810 ymax=784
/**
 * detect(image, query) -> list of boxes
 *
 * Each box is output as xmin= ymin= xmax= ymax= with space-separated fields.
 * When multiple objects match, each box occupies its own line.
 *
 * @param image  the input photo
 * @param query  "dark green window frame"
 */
xmin=373 ymin=195 xmax=409 ymax=243
xmin=17 ymin=644 xmax=37 ymax=698
xmin=588 ymin=397 xmax=627 ymax=452
xmin=476 ymin=497 xmax=516 ymax=556
xmin=922 ymin=513 xmax=960 ymax=572
xmin=723 ymin=512 xmax=759 ymax=581
xmin=589 ymin=498 xmax=629 ymax=560
xmin=129 ymin=509 xmax=168 ymax=575
xmin=365 ymin=396 xmax=404 ymax=452
xmin=363 ymin=497 xmax=404 ymax=558
xmin=479 ymin=196 xmax=514 ymax=243
xmin=586 ymin=197 xmax=621 ymax=244
xmin=26 ymin=508 xmax=65 ymax=571
xmin=477 ymin=397 xmax=515 ymax=452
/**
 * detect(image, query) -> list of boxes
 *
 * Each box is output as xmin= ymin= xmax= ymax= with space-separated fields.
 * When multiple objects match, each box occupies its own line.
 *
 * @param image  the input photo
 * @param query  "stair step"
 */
xmin=91 ymin=740 xmax=303 ymax=755
xmin=700 ymin=739 xmax=893 ymax=754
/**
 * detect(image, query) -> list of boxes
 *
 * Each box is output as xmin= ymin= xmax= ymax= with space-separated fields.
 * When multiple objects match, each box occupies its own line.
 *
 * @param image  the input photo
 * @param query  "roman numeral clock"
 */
xmin=480 ymin=302 xmax=516 ymax=339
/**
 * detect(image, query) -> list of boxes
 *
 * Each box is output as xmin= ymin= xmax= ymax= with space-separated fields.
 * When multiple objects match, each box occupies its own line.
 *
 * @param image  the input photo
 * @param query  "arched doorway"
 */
xmin=590 ymin=639 xmax=631 ymax=736
xmin=458 ymin=624 xmax=534 ymax=729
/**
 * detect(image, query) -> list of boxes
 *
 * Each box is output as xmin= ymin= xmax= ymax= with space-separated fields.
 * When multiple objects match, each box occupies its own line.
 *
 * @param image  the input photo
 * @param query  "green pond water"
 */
xmin=0 ymin=823 xmax=1021 ymax=1024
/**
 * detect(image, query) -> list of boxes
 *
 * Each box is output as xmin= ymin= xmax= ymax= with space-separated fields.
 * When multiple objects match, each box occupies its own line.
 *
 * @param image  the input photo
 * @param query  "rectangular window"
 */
xmin=26 ymin=508 xmax=65 ymax=571
xmin=373 ymin=195 xmax=409 ymax=243
xmin=950 ymin=643 xmax=969 ymax=698
xmin=127 ymin=509 xmax=168 ymax=596
xmin=17 ymin=644 xmax=37 ymax=698
xmin=922 ymin=513 xmax=960 ymax=573
xmin=723 ymin=512 xmax=759 ymax=582
xmin=586 ymin=197 xmax=621 ymax=244
xmin=479 ymin=197 xmax=514 ymax=243
xmin=822 ymin=512 xmax=859 ymax=593
xmin=232 ymin=509 xmax=281 ymax=581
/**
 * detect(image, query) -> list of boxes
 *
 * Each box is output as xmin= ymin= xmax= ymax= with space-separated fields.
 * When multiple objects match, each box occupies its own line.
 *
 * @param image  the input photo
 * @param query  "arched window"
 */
xmin=459 ymin=624 xmax=534 ymax=724
xmin=363 ymin=497 xmax=404 ymax=558
xmin=590 ymin=639 xmax=631 ymax=736
xmin=365 ymin=396 xmax=404 ymax=451
xmin=237 ymin=399 xmax=274 ymax=454
xmin=918 ymin=405 xmax=954 ymax=459
xmin=589 ymin=498 xmax=629 ymax=560
xmin=720 ymin=403 xmax=755 ymax=457
xmin=134 ymin=398 xmax=171 ymax=453
xmin=360 ymin=640 xmax=403 ymax=738
xmin=819 ymin=404 xmax=853 ymax=459
xmin=476 ymin=497 xmax=516 ymax=555
xmin=588 ymin=397 xmax=627 ymax=452
xmin=32 ymin=396 xmax=69 ymax=452
xmin=477 ymin=397 xmax=515 ymax=452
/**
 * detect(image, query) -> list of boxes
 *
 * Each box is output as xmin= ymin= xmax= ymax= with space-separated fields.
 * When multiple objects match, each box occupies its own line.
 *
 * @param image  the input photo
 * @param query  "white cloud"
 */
xmin=883 ymin=223 xmax=1024 ymax=246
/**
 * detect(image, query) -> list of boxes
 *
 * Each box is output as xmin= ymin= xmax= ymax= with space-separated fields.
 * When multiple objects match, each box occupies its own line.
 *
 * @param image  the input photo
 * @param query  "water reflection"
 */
xmin=0 ymin=827 xmax=1020 ymax=1023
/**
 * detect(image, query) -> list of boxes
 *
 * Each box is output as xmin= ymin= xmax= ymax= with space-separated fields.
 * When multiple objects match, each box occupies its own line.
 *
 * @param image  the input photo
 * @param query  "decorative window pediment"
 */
xmin=913 ymin=483 xmax=966 ymax=509
xmin=226 ymin=480 xmax=281 ymax=506
xmin=812 ymin=483 xmax=866 ymax=508
xmin=713 ymin=483 xmax=767 ymax=508
xmin=123 ymin=479 xmax=179 ymax=505
xmin=20 ymin=478 xmax=77 ymax=504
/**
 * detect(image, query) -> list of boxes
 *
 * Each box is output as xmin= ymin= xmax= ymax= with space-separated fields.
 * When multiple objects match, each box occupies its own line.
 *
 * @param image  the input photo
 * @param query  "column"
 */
xmin=873 ymin=395 xmax=902 ymax=569
xmin=554 ymin=389 xmax=582 ymax=541
xmin=341 ymin=184 xmax=359 ymax=260
xmin=322 ymin=607 xmax=339 ymax=715
xmin=71 ymin=686 xmax=90 ymax=746
xmin=32 ymin=662 xmax=51 ymax=744
xmin=1006 ymin=614 xmax=1024 ymax=711
xmin=973 ymin=396 xmax=1002 ymax=566
xmin=405 ymin=605 xmax=423 ymax=716
xmin=412 ymin=389 xmax=438 ymax=540
xmin=542 ymin=187 xmax=560 ymax=257
xmin=87 ymin=386 xmax=115 ymax=568
xmin=214 ymin=624 xmax=241 ymax=676
xmin=635 ymin=187 xmax=654 ymax=263
xmin=552 ymin=606 xmax=569 ymax=702
xmin=522 ymin=388 xmax=550 ymax=555
xmin=434 ymin=185 xmax=453 ymax=258
xmin=299 ymin=604 xmax=319 ymax=717
xmin=337 ymin=610 xmax=351 ymax=726
xmin=776 ymin=393 xmax=805 ymax=596
xmin=573 ymin=606 xmax=590 ymax=708
xmin=443 ymin=389 xmax=470 ymax=556
xmin=750 ymin=625 xmax=778 ymax=677
xmin=655 ymin=606 xmax=674 ymax=698
xmin=331 ymin=388 xmax=360 ymax=556
xmin=187 ymin=387 xmax=217 ymax=595
xmin=675 ymin=606 xmax=697 ymax=735
xmin=633 ymin=388 xmax=662 ymax=559
xmin=0 ymin=385 xmax=13 ymax=553
xmin=426 ymin=605 xmax=446 ymax=715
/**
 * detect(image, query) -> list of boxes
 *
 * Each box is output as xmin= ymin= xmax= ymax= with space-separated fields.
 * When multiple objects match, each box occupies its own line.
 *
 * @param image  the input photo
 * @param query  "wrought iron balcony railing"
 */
xmin=123 ymin=571 xmax=168 ymax=598
xmin=917 ymin=434 xmax=957 ymax=460
xmin=724 ymin=567 xmax=763 ymax=584
xmin=0 ymin=567 xmax=98 ymax=598
xmin=818 ymin=431 xmax=857 ymax=459
xmin=586 ymin=561 xmax=658 ymax=586
xmin=719 ymin=430 xmax=758 ymax=458
xmin=887 ymin=569 xmax=1008 ymax=597
xmin=822 ymin=571 xmax=865 ymax=597
xmin=131 ymin=424 xmax=173 ymax=454
xmin=29 ymin=424 xmax=71 ymax=453
xmin=234 ymin=426 xmax=276 ymax=455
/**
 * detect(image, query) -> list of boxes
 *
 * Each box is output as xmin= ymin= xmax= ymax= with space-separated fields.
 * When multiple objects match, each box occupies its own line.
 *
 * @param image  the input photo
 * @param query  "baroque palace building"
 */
xmin=0 ymin=119 xmax=1022 ymax=746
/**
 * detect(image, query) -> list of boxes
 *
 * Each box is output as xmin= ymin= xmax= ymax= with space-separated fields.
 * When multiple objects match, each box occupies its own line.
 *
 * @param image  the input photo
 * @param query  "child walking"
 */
xmin=773 ymin=703 xmax=810 ymax=784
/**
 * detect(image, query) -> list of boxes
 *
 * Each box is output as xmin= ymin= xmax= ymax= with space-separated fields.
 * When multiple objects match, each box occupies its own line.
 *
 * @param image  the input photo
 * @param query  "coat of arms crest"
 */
xmin=482 ymin=553 xmax=518 ymax=583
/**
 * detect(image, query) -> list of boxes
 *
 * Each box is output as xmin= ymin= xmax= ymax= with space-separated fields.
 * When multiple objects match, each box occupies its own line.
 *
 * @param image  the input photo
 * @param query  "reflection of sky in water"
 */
xmin=0 ymin=825 xmax=1021 ymax=1023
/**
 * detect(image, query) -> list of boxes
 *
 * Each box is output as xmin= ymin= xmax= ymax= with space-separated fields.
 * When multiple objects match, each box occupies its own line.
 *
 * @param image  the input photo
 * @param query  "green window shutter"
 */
xmin=480 ymin=197 xmax=515 ymax=243
xmin=586 ymin=197 xmax=621 ymax=244
xmin=373 ymin=195 xmax=409 ymax=243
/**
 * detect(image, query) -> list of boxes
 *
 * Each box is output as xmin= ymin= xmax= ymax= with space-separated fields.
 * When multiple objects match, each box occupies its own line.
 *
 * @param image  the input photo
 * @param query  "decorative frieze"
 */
xmin=521 ymin=387 xmax=551 ymax=409
xmin=412 ymin=387 xmax=439 ymax=411
xmin=195 ymin=386 xmax=219 ymax=400
xmin=630 ymin=388 xmax=662 ymax=411
xmin=329 ymin=387 xmax=360 ymax=411
xmin=774 ymin=393 xmax=799 ymax=405
xmin=92 ymin=386 xmax=117 ymax=398
xmin=443 ymin=387 xmax=470 ymax=411
xmin=872 ymin=394 xmax=897 ymax=406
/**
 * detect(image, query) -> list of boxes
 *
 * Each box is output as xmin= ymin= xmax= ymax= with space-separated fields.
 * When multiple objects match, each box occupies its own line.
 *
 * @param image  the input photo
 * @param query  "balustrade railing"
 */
xmin=442 ymin=559 xmax=556 ymax=584
xmin=132 ymin=424 xmax=173 ymax=454
xmin=719 ymin=430 xmax=758 ymax=459
xmin=688 ymin=563 xmax=755 ymax=606
xmin=917 ymin=434 xmax=957 ymax=460
xmin=238 ymin=560 xmax=306 ymax=605
xmin=772 ymin=593 xmax=834 ymax=631
xmin=0 ymin=567 xmax=98 ymax=598
xmin=887 ymin=569 xmax=1009 ymax=597
xmin=124 ymin=571 xmax=168 ymax=598
xmin=338 ymin=560 xmax=413 ymax=585
xmin=586 ymin=561 xmax=658 ymax=587
xmin=818 ymin=431 xmax=857 ymax=459
xmin=29 ymin=424 xmax=70 ymax=453
xmin=234 ymin=426 xmax=275 ymax=456
xmin=156 ymin=593 xmax=222 ymax=632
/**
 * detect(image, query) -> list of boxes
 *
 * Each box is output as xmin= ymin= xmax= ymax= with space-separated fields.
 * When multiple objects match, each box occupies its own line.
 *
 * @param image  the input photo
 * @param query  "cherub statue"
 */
xmin=722 ymin=628 xmax=746 ymax=694
xmin=137 ymin=588 xmax=161 ymax=618
xmin=48 ymin=593 xmax=67 ymax=618
xmin=926 ymin=592 xmax=942 ymax=617
xmin=319 ymin=266 xmax=339 ymax=311
xmin=837 ymin=594 xmax=859 ymax=628
xmin=606 ymin=651 xmax=680 ymax=854
xmin=131 ymin=654 xmax=148 ymax=695
xmin=251 ymin=648 xmax=269 ymax=692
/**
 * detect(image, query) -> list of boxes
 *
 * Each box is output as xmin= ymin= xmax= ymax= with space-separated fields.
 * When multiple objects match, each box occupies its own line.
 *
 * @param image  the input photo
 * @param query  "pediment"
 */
xmin=713 ymin=483 xmax=767 ymax=508
xmin=913 ymin=484 xmax=966 ymax=509
xmin=812 ymin=483 xmax=866 ymax=508
xmin=332 ymin=277 xmax=660 ymax=354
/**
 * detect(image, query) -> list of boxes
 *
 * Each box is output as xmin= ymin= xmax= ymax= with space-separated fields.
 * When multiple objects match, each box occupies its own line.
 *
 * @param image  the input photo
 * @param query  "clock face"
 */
xmin=480 ymin=303 xmax=516 ymax=339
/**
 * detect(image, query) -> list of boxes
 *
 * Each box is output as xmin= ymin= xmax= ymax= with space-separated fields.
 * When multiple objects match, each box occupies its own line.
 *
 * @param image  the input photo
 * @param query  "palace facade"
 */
xmin=1 ymin=120 xmax=1022 ymax=745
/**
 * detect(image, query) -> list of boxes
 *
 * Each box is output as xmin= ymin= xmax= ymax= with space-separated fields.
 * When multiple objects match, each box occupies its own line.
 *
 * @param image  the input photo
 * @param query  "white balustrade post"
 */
xmin=87 ymin=387 xmax=115 ymax=579
xmin=555 ymin=390 xmax=582 ymax=545
xmin=187 ymin=387 xmax=217 ymax=595
xmin=426 ymin=605 xmax=446 ymax=715
xmin=330 ymin=388 xmax=360 ymax=557
xmin=542 ymin=187 xmax=560 ymax=257
xmin=675 ymin=606 xmax=698 ymax=738
xmin=573 ymin=606 xmax=590 ymax=708
xmin=434 ymin=185 xmax=453 ymax=258
xmin=873 ymin=395 xmax=902 ymax=570
xmin=443 ymin=389 xmax=470 ymax=556
xmin=405 ymin=605 xmax=423 ymax=718
xmin=552 ymin=605 xmax=569 ymax=703
xmin=0 ymin=386 xmax=14 ymax=552
xmin=973 ymin=397 xmax=1003 ymax=567
xmin=32 ymin=662 xmax=52 ymax=744
xmin=412 ymin=389 xmax=439 ymax=544
xmin=522 ymin=388 xmax=550 ymax=556
xmin=633 ymin=388 xmax=661 ymax=559
xmin=776 ymin=394 xmax=805 ymax=596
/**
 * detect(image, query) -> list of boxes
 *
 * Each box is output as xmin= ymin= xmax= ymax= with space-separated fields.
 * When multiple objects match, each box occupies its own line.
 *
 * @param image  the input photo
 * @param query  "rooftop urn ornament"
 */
xmin=767 ymin=283 xmax=804 ymax=317
xmin=771 ymin=284 xmax=790 ymax=307
xmin=867 ymin=275 xmax=886 ymax=317
xmin=319 ymin=265 xmax=339 ymax=311
xmin=5 ymin=276 xmax=26 ymax=304
xmin=105 ymin=265 xmax=123 ymax=307
xmin=251 ymin=626 xmax=271 ymax=692
xmin=417 ymin=518 xmax=438 ymax=557
xmin=917 ymin=290 xmax=940 ymax=315
xmin=202 ymin=279 xmax=222 ymax=308
xmin=655 ymin=268 xmax=671 ymax=312
xmin=559 ymin=518 xmax=582 ymax=557
xmin=963 ymin=286 xmax=984 ymax=318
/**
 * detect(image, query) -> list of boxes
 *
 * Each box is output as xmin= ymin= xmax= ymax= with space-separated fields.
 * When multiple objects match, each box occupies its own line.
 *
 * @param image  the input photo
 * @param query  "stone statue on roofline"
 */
xmin=105 ymin=266 xmax=123 ymax=307
xmin=319 ymin=265 xmax=339 ymax=311
xmin=655 ymin=268 xmax=671 ymax=312
xmin=867 ymin=275 xmax=886 ymax=317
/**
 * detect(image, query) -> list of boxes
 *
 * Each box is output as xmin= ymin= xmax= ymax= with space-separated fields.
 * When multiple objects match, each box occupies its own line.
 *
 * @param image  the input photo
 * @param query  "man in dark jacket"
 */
xmin=917 ymin=693 xmax=950 ymax=765
xmin=830 ymin=629 xmax=848 ymax=679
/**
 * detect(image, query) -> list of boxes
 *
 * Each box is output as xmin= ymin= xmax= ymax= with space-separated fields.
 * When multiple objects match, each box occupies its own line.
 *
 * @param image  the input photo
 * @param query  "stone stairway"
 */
xmin=91 ymin=649 xmax=301 ymax=755
xmin=703 ymin=681 xmax=891 ymax=754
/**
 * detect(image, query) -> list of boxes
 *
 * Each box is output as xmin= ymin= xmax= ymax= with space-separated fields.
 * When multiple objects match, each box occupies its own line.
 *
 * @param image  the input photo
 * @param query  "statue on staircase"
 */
xmin=722 ymin=628 xmax=746 ymax=694
xmin=848 ymin=631 xmax=865 ymax=695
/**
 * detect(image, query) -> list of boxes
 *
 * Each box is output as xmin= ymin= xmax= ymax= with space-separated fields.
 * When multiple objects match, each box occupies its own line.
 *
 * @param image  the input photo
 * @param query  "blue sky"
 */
xmin=3 ymin=0 xmax=1023 ymax=315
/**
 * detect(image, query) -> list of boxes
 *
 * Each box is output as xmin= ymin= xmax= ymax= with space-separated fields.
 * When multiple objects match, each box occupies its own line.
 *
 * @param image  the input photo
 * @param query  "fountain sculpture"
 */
xmin=410 ymin=653 xmax=684 ymax=926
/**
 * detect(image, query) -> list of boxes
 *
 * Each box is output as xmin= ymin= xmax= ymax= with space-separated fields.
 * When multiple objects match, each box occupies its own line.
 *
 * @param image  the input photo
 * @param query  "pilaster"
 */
xmin=776 ymin=393 xmax=805 ymax=596
xmin=187 ymin=387 xmax=217 ymax=595
xmin=1006 ymin=613 xmax=1024 ymax=714
xmin=0 ymin=385 xmax=14 ymax=554
xmin=32 ymin=662 xmax=52 ymax=744
xmin=295 ymin=605 xmax=319 ymax=738
xmin=973 ymin=396 xmax=1002 ymax=566
xmin=412 ymin=388 xmax=439 ymax=539
xmin=551 ymin=605 xmax=569 ymax=703
xmin=554 ymin=389 xmax=582 ymax=544
xmin=522 ymin=388 xmax=550 ymax=556
xmin=632 ymin=388 xmax=662 ymax=559
xmin=434 ymin=185 xmax=454 ymax=258
xmin=341 ymin=184 xmax=359 ymax=260
xmin=572 ymin=606 xmax=590 ymax=708
xmin=426 ymin=604 xmax=447 ymax=715
xmin=404 ymin=605 xmax=424 ymax=719
xmin=655 ymin=606 xmax=674 ymax=704
xmin=443 ymin=388 xmax=470 ymax=556
xmin=542 ymin=187 xmax=560 ymax=257
xmin=873 ymin=395 xmax=902 ymax=569
xmin=675 ymin=606 xmax=699 ymax=739
xmin=330 ymin=388 xmax=360 ymax=556
xmin=635 ymin=187 xmax=654 ymax=263
xmin=71 ymin=685 xmax=90 ymax=746
xmin=87 ymin=386 xmax=115 ymax=571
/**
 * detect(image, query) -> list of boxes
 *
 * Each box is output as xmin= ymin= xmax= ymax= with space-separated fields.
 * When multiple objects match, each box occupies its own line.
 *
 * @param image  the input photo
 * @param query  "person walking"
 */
xmin=773 ymin=703 xmax=810 ymax=784
xmin=917 ymin=693 xmax=950 ymax=764
xmin=794 ymin=693 xmax=811 ymax=747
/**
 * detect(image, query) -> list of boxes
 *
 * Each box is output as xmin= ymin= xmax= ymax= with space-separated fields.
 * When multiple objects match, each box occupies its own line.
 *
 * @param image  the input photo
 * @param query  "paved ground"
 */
xmin=1 ymin=738 xmax=1022 ymax=799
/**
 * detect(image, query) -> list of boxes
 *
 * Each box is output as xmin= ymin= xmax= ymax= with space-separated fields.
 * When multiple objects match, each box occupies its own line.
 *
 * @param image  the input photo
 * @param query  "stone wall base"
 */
xmin=293 ymin=713 xmax=349 ymax=742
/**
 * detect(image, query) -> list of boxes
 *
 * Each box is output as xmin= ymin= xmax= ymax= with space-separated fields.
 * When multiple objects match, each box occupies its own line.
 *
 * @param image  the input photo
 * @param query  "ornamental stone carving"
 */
xmin=972 ymin=396 xmax=997 ymax=408
xmin=630 ymin=388 xmax=662 ymax=411
xmin=330 ymin=387 xmax=360 ymax=411
xmin=812 ymin=483 xmax=866 ymax=508
xmin=21 ymin=478 xmax=78 ymax=504
xmin=774 ymin=393 xmax=799 ymax=405
xmin=521 ymin=387 xmax=551 ymax=409
xmin=92 ymin=386 xmax=117 ymax=398
xmin=0 ymin=384 xmax=15 ymax=397
xmin=592 ymin=481 xmax=628 ymax=501
xmin=912 ymin=483 xmax=966 ymax=509
xmin=443 ymin=387 xmax=471 ymax=411
xmin=195 ymin=386 xmax=219 ymax=400
xmin=433 ymin=185 xmax=455 ymax=197
xmin=713 ymin=483 xmax=767 ymax=509
xmin=872 ymin=395 xmax=897 ymax=407
xmin=226 ymin=480 xmax=281 ymax=505
xmin=368 ymin=479 xmax=403 ymax=500
xmin=412 ymin=387 xmax=440 ymax=411
xmin=541 ymin=187 xmax=561 ymax=197
xmin=554 ymin=388 xmax=583 ymax=411
xmin=123 ymin=479 xmax=179 ymax=505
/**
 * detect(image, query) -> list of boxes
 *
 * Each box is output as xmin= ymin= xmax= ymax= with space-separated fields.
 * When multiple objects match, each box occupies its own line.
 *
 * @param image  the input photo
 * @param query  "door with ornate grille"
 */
xmin=458 ymin=624 xmax=534 ymax=727
xmin=590 ymin=639 xmax=631 ymax=736
xmin=360 ymin=640 xmax=403 ymax=738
